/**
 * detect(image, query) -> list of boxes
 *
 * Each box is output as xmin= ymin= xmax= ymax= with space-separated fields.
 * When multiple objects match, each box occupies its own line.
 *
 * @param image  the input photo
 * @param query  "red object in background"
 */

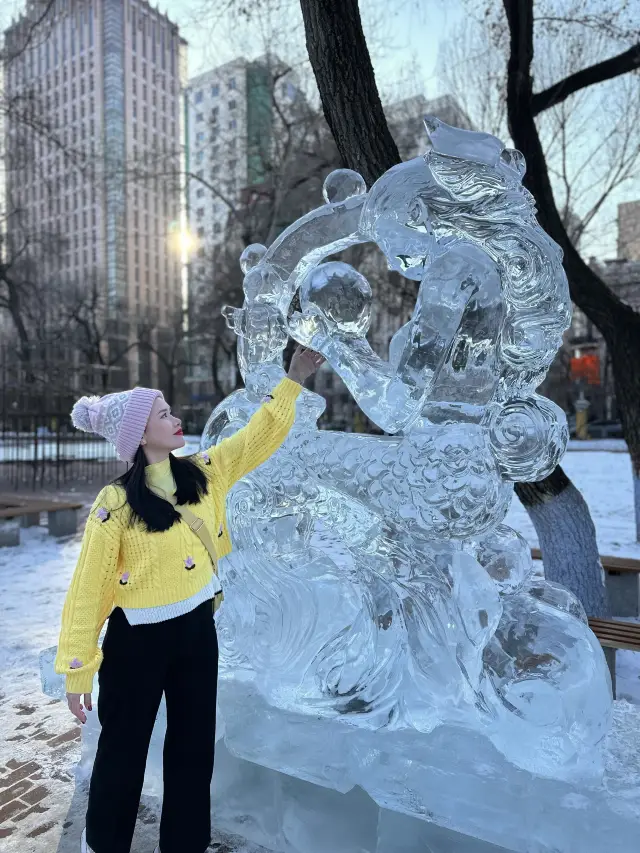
xmin=570 ymin=354 xmax=601 ymax=385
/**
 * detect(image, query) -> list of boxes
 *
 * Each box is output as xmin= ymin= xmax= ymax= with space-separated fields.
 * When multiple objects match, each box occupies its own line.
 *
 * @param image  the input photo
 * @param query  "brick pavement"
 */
xmin=0 ymin=690 xmax=81 ymax=850
xmin=0 ymin=683 xmax=259 ymax=853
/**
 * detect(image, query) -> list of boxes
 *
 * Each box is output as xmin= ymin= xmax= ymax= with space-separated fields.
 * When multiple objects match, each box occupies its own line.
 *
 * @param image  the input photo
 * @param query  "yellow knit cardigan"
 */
xmin=55 ymin=378 xmax=302 ymax=694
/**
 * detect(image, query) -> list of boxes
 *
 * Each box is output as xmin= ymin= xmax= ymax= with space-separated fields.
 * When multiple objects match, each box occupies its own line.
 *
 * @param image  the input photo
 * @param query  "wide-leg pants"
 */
xmin=85 ymin=599 xmax=218 ymax=853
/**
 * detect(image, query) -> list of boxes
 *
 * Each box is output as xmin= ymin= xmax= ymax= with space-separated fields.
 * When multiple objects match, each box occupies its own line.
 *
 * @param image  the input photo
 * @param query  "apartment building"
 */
xmin=3 ymin=0 xmax=186 ymax=389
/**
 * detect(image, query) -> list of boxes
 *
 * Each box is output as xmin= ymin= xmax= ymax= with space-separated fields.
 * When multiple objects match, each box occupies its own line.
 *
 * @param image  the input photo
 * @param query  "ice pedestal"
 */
xmin=214 ymin=682 xmax=640 ymax=853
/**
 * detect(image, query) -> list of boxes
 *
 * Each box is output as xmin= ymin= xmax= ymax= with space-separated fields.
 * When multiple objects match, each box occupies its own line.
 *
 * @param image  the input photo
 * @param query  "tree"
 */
xmin=438 ymin=7 xmax=640 ymax=253
xmin=63 ymin=274 xmax=134 ymax=393
xmin=137 ymin=306 xmax=195 ymax=407
xmin=499 ymin=3 xmax=640 ymax=561
xmin=295 ymin=0 xmax=627 ymax=615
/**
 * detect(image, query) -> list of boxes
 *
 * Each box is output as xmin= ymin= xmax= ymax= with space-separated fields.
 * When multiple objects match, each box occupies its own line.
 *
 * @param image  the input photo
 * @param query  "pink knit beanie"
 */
xmin=70 ymin=388 xmax=162 ymax=463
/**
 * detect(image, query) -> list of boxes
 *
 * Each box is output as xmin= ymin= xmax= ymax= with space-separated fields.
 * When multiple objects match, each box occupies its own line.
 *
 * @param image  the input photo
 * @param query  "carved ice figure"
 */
xmin=203 ymin=117 xmax=611 ymax=782
xmin=202 ymin=117 xmax=609 ymax=783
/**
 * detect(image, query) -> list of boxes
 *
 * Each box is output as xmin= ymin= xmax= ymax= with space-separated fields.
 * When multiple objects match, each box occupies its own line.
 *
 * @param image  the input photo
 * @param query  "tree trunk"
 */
xmin=299 ymin=0 xmax=609 ymax=614
xmin=502 ymin=0 xmax=640 ymax=545
xmin=515 ymin=468 xmax=609 ymax=617
xmin=299 ymin=0 xmax=400 ymax=186
xmin=608 ymin=321 xmax=640 ymax=542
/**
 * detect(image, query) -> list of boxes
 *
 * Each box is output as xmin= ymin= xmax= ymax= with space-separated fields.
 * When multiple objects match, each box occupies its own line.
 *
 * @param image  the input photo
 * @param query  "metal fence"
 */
xmin=0 ymin=345 xmax=127 ymax=490
xmin=0 ymin=412 xmax=125 ymax=490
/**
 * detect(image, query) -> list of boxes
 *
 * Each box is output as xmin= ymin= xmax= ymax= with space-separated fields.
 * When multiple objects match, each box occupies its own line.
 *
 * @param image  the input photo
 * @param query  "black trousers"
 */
xmin=86 ymin=600 xmax=219 ymax=853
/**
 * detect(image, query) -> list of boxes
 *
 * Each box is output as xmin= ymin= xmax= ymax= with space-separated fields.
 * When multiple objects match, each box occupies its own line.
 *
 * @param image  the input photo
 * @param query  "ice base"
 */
xmin=41 ymin=649 xmax=640 ymax=853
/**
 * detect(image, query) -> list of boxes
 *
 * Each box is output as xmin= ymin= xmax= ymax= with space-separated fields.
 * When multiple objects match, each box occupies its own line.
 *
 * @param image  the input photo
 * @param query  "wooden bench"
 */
xmin=588 ymin=617 xmax=640 ymax=699
xmin=532 ymin=548 xmax=640 ymax=618
xmin=0 ymin=495 xmax=83 ymax=546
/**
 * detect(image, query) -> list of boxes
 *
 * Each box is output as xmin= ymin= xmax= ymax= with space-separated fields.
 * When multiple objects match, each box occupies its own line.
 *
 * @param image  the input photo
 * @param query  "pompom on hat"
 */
xmin=71 ymin=388 xmax=162 ymax=463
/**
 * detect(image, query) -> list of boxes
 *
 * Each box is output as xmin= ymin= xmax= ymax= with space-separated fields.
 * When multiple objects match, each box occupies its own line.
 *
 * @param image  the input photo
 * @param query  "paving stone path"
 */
xmin=0 ymin=682 xmax=251 ymax=853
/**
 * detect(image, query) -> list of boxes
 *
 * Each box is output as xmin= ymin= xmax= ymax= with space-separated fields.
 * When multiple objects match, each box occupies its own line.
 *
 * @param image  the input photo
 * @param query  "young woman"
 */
xmin=55 ymin=345 xmax=325 ymax=853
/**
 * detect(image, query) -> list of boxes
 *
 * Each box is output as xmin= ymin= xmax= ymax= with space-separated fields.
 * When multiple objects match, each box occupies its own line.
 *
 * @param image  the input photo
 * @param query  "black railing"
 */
xmin=0 ymin=412 xmax=124 ymax=491
xmin=0 ymin=343 xmax=130 ymax=489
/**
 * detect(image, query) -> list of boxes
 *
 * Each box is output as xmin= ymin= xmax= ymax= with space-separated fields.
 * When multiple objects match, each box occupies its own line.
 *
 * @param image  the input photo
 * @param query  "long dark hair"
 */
xmin=113 ymin=446 xmax=209 ymax=533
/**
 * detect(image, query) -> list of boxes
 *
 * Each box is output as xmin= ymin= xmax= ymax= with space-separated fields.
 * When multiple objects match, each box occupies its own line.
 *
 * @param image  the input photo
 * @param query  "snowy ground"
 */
xmin=0 ymin=445 xmax=639 ymax=848
xmin=504 ymin=447 xmax=640 ymax=559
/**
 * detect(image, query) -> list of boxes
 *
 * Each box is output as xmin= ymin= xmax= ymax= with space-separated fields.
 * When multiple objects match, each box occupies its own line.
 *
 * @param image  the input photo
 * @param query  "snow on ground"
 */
xmin=0 ymin=446 xmax=639 ymax=847
xmin=505 ymin=448 xmax=640 ymax=559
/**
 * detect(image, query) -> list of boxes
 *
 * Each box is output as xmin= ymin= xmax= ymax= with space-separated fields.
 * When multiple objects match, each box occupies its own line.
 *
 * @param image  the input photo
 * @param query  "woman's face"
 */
xmin=142 ymin=395 xmax=185 ymax=456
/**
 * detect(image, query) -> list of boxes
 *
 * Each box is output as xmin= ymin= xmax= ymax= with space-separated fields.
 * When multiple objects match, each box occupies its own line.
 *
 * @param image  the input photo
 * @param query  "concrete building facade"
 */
xmin=618 ymin=200 xmax=640 ymax=262
xmin=3 ymin=0 xmax=186 ymax=389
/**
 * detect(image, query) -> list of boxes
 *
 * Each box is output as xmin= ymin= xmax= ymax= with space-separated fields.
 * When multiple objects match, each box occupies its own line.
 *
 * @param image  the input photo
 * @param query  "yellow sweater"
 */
xmin=55 ymin=378 xmax=302 ymax=694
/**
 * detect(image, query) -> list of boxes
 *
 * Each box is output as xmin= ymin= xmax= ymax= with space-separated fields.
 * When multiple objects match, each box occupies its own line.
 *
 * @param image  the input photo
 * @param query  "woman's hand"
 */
xmin=67 ymin=692 xmax=92 ymax=724
xmin=287 ymin=346 xmax=326 ymax=385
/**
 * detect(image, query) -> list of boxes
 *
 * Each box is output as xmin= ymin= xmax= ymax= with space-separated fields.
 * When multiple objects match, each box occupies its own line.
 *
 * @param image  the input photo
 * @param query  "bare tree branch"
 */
xmin=532 ymin=43 xmax=640 ymax=115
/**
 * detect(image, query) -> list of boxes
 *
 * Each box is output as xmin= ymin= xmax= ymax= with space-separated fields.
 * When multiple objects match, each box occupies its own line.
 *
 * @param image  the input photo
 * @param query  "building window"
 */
xmin=196 ymin=187 xmax=204 ymax=198
xmin=228 ymin=77 xmax=236 ymax=89
xmin=195 ymin=90 xmax=203 ymax=104
xmin=196 ymin=131 xmax=205 ymax=144
xmin=211 ymin=83 xmax=219 ymax=96
xmin=229 ymin=159 xmax=237 ymax=170
xmin=211 ymin=105 xmax=219 ymax=121
xmin=195 ymin=112 xmax=204 ymax=123
xmin=196 ymin=151 xmax=204 ymax=163
xmin=197 ymin=226 xmax=205 ymax=238
xmin=214 ymin=223 xmax=222 ymax=234
xmin=229 ymin=119 xmax=237 ymax=130
xmin=228 ymin=99 xmax=236 ymax=110
xmin=211 ymin=165 xmax=220 ymax=177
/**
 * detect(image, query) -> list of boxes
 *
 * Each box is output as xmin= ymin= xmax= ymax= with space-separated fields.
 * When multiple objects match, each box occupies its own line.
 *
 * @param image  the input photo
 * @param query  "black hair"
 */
xmin=112 ymin=446 xmax=209 ymax=533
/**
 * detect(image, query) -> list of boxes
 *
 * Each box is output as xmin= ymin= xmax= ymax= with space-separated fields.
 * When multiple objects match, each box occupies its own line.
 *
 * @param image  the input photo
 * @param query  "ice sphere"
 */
xmin=322 ymin=168 xmax=367 ymax=204
xmin=299 ymin=261 xmax=372 ymax=338
xmin=473 ymin=524 xmax=534 ymax=594
xmin=485 ymin=395 xmax=569 ymax=481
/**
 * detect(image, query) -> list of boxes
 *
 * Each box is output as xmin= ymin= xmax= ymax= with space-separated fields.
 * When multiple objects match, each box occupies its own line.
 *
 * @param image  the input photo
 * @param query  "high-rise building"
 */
xmin=618 ymin=201 xmax=640 ymax=261
xmin=185 ymin=56 xmax=298 ymax=274
xmin=3 ymin=0 xmax=186 ymax=389
xmin=183 ymin=55 xmax=301 ymax=410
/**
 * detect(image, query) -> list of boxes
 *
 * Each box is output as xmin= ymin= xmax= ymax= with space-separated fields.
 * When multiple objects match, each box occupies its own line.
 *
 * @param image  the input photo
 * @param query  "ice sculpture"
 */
xmin=41 ymin=118 xmax=630 ymax=853
xmin=204 ymin=117 xmax=612 ymax=785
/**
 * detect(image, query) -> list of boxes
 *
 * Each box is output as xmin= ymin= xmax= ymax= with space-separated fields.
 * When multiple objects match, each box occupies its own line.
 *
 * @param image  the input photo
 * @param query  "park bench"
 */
xmin=588 ymin=617 xmax=640 ymax=699
xmin=0 ymin=494 xmax=82 ymax=546
xmin=531 ymin=547 xmax=640 ymax=618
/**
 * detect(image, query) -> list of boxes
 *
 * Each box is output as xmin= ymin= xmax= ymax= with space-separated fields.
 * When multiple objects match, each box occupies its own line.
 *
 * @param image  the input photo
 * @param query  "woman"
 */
xmin=55 ymin=346 xmax=325 ymax=853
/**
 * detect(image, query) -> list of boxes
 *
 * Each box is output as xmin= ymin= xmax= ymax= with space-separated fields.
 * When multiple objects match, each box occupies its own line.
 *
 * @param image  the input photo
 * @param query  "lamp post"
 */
xmin=575 ymin=390 xmax=590 ymax=441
